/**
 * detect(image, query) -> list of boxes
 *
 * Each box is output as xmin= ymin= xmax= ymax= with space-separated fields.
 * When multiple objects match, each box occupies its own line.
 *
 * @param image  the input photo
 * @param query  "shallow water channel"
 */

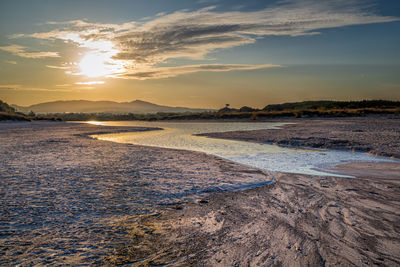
xmin=90 ymin=121 xmax=394 ymax=177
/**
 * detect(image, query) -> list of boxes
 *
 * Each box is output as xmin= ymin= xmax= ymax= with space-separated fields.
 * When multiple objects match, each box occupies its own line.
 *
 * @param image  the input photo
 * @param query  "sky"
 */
xmin=0 ymin=0 xmax=399 ymax=108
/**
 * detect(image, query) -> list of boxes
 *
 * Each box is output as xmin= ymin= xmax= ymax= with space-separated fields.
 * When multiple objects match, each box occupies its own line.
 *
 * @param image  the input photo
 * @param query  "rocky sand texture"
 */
xmin=108 ymin=117 xmax=400 ymax=266
xmin=1 ymin=118 xmax=400 ymax=266
xmin=200 ymin=117 xmax=400 ymax=158
xmin=0 ymin=122 xmax=270 ymax=266
xmin=111 ymin=170 xmax=400 ymax=266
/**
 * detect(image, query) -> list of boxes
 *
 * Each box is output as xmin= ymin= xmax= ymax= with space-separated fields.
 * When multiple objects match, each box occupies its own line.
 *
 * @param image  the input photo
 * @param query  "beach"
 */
xmin=112 ymin=169 xmax=400 ymax=266
xmin=0 ymin=121 xmax=269 ymax=265
xmin=1 ymin=118 xmax=399 ymax=266
xmin=107 ymin=117 xmax=400 ymax=266
xmin=199 ymin=117 xmax=400 ymax=158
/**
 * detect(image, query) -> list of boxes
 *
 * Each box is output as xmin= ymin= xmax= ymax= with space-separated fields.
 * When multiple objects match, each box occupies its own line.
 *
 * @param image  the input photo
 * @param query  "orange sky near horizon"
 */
xmin=1 ymin=0 xmax=399 ymax=108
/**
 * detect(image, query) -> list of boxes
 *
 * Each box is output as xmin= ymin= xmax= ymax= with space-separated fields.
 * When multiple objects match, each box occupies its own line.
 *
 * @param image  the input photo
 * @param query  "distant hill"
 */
xmin=263 ymin=100 xmax=400 ymax=111
xmin=12 ymin=100 xmax=213 ymax=114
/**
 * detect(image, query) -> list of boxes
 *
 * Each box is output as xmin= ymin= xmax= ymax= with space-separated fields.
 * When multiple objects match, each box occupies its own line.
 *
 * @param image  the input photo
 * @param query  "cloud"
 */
xmin=0 ymin=83 xmax=96 ymax=92
xmin=0 ymin=84 xmax=70 ymax=92
xmin=111 ymin=1 xmax=397 ymax=64
xmin=197 ymin=0 xmax=219 ymax=4
xmin=46 ymin=65 xmax=70 ymax=69
xmin=122 ymin=64 xmax=280 ymax=79
xmin=0 ymin=84 xmax=22 ymax=90
xmin=11 ymin=0 xmax=399 ymax=78
xmin=75 ymin=81 xmax=105 ymax=85
xmin=55 ymin=83 xmax=95 ymax=90
xmin=4 ymin=60 xmax=17 ymax=64
xmin=0 ymin=45 xmax=60 ymax=58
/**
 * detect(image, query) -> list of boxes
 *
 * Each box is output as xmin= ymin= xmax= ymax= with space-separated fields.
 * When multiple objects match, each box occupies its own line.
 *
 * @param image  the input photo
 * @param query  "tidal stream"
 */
xmin=90 ymin=121 xmax=395 ymax=177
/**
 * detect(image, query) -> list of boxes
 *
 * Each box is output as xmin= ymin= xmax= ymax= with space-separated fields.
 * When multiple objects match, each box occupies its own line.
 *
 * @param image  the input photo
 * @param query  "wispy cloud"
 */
xmin=112 ymin=2 xmax=397 ymax=65
xmin=10 ymin=0 xmax=399 ymax=79
xmin=0 ymin=45 xmax=59 ymax=58
xmin=0 ymin=84 xmax=22 ymax=90
xmin=0 ymin=84 xmax=70 ymax=92
xmin=4 ymin=60 xmax=17 ymax=64
xmin=75 ymin=81 xmax=104 ymax=85
xmin=196 ymin=0 xmax=219 ymax=4
xmin=122 ymin=64 xmax=280 ymax=79
xmin=46 ymin=65 xmax=70 ymax=69
xmin=55 ymin=83 xmax=96 ymax=90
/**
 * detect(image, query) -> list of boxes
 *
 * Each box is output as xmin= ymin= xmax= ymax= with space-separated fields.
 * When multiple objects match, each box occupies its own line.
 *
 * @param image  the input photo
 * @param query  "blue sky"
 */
xmin=0 ymin=0 xmax=399 ymax=107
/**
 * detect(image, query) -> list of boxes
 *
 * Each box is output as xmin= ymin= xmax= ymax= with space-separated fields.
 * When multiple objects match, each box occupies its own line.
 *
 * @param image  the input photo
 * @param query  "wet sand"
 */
xmin=111 ymin=171 xmax=400 ymax=266
xmin=0 ymin=121 xmax=270 ymax=265
xmin=108 ymin=117 xmax=400 ymax=266
xmin=319 ymin=161 xmax=400 ymax=180
xmin=200 ymin=117 xmax=400 ymax=158
xmin=1 ymin=118 xmax=400 ymax=266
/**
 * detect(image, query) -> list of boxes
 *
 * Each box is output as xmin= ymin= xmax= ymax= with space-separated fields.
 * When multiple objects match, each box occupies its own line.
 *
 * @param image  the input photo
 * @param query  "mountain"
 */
xmin=12 ymin=100 xmax=213 ymax=114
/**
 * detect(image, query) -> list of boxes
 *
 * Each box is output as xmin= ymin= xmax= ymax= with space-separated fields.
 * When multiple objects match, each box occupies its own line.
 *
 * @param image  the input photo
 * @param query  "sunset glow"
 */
xmin=0 ymin=0 xmax=399 ymax=107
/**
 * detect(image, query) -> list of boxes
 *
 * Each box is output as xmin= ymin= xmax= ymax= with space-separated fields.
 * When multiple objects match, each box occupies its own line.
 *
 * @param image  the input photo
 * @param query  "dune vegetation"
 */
xmin=47 ymin=100 xmax=400 ymax=121
xmin=0 ymin=99 xmax=62 ymax=121
xmin=3 ymin=99 xmax=399 ymax=122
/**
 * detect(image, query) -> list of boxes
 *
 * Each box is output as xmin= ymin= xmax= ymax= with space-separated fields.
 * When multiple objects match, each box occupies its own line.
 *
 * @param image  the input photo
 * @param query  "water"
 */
xmin=89 ymin=121 xmax=396 ymax=177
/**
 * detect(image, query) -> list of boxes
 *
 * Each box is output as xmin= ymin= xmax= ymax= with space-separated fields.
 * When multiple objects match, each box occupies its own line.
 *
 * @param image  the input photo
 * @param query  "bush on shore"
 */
xmin=0 ymin=99 xmax=62 ymax=121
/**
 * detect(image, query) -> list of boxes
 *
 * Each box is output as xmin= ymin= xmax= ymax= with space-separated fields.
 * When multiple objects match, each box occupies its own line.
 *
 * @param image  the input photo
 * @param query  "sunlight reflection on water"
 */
xmin=88 ymin=121 xmax=396 ymax=177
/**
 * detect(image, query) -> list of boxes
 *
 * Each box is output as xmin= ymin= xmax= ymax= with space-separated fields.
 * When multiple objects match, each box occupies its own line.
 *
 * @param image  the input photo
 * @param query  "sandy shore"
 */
xmin=0 ymin=121 xmax=270 ymax=266
xmin=1 ymin=118 xmax=399 ymax=266
xmin=200 ymin=117 xmax=400 ymax=158
xmin=106 ymin=117 xmax=400 ymax=266
xmin=111 ymin=171 xmax=400 ymax=266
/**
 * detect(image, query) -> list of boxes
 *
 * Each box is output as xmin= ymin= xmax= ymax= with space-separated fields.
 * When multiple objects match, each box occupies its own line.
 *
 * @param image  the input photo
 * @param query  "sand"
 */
xmin=199 ymin=117 xmax=400 ymax=158
xmin=0 ymin=121 xmax=269 ymax=266
xmin=106 ymin=117 xmax=400 ymax=266
xmin=111 ymin=171 xmax=400 ymax=266
xmin=1 ymin=118 xmax=400 ymax=266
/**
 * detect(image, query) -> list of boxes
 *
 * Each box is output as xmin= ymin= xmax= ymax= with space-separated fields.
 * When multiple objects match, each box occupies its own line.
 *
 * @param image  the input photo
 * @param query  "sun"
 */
xmin=76 ymin=39 xmax=125 ymax=78
xmin=78 ymin=53 xmax=110 ymax=78
xmin=74 ymin=39 xmax=125 ymax=78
